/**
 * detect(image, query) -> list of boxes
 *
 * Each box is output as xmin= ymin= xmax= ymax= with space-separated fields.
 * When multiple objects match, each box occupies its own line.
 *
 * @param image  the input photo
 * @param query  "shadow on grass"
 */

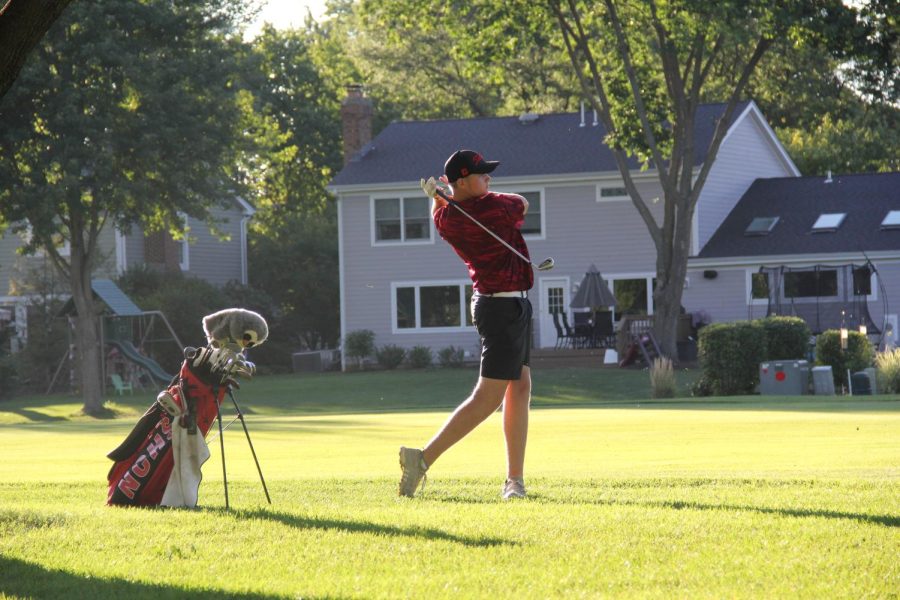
xmin=602 ymin=498 xmax=900 ymax=528
xmin=6 ymin=408 xmax=67 ymax=423
xmin=0 ymin=556 xmax=295 ymax=600
xmin=229 ymin=507 xmax=516 ymax=547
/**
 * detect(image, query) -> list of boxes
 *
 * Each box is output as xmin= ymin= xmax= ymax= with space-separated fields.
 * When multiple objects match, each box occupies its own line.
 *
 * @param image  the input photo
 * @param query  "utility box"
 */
xmin=759 ymin=360 xmax=809 ymax=396
xmin=292 ymin=351 xmax=323 ymax=373
xmin=851 ymin=371 xmax=872 ymax=395
xmin=812 ymin=366 xmax=835 ymax=396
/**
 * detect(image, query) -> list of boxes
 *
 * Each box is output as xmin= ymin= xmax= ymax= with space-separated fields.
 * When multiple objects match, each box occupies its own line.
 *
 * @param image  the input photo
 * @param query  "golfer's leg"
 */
xmin=503 ymin=366 xmax=531 ymax=479
xmin=422 ymin=376 xmax=508 ymax=467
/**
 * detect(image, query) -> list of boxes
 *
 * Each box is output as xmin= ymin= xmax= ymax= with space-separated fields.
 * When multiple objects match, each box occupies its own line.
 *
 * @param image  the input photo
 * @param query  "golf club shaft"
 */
xmin=433 ymin=187 xmax=534 ymax=267
xmin=214 ymin=398 xmax=229 ymax=510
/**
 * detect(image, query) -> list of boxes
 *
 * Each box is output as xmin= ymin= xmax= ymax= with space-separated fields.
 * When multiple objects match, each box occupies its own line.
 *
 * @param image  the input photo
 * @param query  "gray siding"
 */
xmin=121 ymin=206 xmax=247 ymax=285
xmin=696 ymin=108 xmax=796 ymax=252
xmin=339 ymin=178 xmax=667 ymax=352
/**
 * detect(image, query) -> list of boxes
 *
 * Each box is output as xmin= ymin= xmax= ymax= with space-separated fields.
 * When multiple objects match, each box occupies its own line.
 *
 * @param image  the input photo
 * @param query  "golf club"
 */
xmin=431 ymin=185 xmax=554 ymax=271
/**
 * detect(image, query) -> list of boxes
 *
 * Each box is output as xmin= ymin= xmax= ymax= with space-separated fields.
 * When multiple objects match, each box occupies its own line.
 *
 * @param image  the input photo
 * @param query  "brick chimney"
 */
xmin=340 ymin=84 xmax=373 ymax=166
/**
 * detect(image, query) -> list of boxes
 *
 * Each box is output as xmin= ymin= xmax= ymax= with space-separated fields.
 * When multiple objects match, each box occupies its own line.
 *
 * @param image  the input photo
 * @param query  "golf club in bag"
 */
xmin=430 ymin=185 xmax=554 ymax=271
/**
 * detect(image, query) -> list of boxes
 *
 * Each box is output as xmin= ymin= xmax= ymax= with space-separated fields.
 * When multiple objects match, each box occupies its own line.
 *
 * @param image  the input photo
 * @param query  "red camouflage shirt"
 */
xmin=434 ymin=191 xmax=534 ymax=294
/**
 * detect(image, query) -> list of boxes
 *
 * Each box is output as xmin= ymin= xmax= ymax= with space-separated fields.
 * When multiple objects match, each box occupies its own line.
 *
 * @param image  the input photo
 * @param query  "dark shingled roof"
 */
xmin=331 ymin=101 xmax=751 ymax=187
xmin=698 ymin=172 xmax=900 ymax=259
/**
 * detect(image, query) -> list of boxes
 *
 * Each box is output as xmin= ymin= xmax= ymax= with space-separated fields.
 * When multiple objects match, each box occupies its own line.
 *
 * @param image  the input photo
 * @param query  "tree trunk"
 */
xmin=69 ymin=252 xmax=103 ymax=415
xmin=653 ymin=202 xmax=693 ymax=360
xmin=0 ymin=0 xmax=75 ymax=99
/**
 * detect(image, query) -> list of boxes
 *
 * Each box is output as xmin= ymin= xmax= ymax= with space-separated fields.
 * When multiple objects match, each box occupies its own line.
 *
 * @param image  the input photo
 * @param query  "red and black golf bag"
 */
xmin=106 ymin=356 xmax=225 ymax=507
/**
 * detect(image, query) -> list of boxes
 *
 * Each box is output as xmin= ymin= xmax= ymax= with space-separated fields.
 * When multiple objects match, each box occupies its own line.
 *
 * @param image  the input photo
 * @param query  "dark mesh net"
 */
xmin=754 ymin=263 xmax=879 ymax=334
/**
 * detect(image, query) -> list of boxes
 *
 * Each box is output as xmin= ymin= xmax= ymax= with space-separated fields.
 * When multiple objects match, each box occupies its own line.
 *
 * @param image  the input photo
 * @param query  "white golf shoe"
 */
xmin=398 ymin=446 xmax=428 ymax=497
xmin=502 ymin=477 xmax=526 ymax=500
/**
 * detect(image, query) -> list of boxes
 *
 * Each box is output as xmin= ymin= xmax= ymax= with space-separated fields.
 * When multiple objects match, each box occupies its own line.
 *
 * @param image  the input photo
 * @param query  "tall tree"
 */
xmin=0 ymin=0 xmax=75 ymax=99
xmin=0 ymin=0 xmax=249 ymax=414
xmin=548 ymin=0 xmax=868 ymax=357
xmin=236 ymin=26 xmax=344 ymax=350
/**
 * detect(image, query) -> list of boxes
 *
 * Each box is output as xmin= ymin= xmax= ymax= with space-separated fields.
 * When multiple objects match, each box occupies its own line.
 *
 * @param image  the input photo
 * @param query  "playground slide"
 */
xmin=108 ymin=340 xmax=173 ymax=384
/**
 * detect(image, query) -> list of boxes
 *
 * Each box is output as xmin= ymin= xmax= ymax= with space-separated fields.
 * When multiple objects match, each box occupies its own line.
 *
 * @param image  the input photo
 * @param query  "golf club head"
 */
xmin=537 ymin=257 xmax=555 ymax=271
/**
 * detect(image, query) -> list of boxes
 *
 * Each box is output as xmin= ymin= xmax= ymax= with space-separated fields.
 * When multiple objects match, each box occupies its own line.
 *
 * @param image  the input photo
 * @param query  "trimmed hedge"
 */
xmin=815 ymin=330 xmax=874 ymax=388
xmin=375 ymin=344 xmax=406 ymax=369
xmin=759 ymin=316 xmax=811 ymax=360
xmin=407 ymin=345 xmax=433 ymax=369
xmin=698 ymin=321 xmax=767 ymax=395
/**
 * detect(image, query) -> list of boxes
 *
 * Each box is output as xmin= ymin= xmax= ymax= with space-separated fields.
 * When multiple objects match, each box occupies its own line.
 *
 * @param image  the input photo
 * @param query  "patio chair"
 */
xmin=592 ymin=311 xmax=616 ymax=348
xmin=551 ymin=310 xmax=574 ymax=349
xmin=110 ymin=374 xmax=133 ymax=396
xmin=560 ymin=311 xmax=587 ymax=348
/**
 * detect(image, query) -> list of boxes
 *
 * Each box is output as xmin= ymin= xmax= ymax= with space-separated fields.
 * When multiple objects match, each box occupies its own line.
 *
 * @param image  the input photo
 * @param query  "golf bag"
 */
xmin=106 ymin=358 xmax=225 ymax=507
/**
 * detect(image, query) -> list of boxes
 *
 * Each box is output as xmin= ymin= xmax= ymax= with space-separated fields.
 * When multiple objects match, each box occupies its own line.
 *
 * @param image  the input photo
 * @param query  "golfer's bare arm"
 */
xmin=432 ymin=194 xmax=447 ymax=216
xmin=513 ymin=193 xmax=529 ymax=216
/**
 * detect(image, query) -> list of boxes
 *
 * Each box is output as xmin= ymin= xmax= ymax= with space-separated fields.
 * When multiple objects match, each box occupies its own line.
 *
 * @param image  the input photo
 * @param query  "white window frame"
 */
xmin=370 ymin=194 xmax=435 ymax=246
xmin=178 ymin=212 xmax=190 ymax=271
xmin=491 ymin=186 xmax=546 ymax=241
xmin=746 ymin=269 xmax=771 ymax=306
xmin=595 ymin=184 xmax=630 ymax=203
xmin=390 ymin=280 xmax=475 ymax=334
xmin=606 ymin=272 xmax=655 ymax=321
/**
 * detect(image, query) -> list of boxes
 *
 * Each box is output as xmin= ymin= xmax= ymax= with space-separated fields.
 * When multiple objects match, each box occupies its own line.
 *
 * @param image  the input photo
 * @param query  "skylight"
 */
xmin=881 ymin=210 xmax=900 ymax=230
xmin=745 ymin=216 xmax=780 ymax=236
xmin=812 ymin=213 xmax=846 ymax=232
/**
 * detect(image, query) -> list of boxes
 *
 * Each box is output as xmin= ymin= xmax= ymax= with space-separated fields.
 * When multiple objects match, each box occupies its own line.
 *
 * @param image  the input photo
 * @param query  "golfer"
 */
xmin=399 ymin=149 xmax=534 ymax=500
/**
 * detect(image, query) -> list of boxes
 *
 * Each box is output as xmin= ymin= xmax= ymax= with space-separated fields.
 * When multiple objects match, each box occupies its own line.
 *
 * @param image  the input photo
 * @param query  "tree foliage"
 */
xmin=0 ymin=0 xmax=251 ymax=413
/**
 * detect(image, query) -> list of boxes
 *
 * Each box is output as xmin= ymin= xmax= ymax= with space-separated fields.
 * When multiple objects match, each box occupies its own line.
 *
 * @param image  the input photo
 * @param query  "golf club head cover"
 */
xmin=202 ymin=308 xmax=269 ymax=350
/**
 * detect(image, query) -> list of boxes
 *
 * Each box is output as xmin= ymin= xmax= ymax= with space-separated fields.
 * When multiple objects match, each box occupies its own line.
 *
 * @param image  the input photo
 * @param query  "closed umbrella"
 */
xmin=570 ymin=264 xmax=617 ymax=309
xmin=569 ymin=265 xmax=617 ymax=348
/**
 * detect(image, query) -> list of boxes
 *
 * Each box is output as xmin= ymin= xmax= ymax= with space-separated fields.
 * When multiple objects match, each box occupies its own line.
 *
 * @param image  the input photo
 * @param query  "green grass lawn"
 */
xmin=1 ymin=367 xmax=898 ymax=598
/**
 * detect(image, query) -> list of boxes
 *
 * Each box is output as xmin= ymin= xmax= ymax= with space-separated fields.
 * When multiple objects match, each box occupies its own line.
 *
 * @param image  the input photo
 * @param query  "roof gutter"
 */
xmin=689 ymin=249 xmax=900 ymax=269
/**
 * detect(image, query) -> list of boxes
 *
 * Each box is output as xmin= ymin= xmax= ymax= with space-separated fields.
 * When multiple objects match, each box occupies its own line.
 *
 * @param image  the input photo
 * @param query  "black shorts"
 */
xmin=472 ymin=295 xmax=532 ymax=380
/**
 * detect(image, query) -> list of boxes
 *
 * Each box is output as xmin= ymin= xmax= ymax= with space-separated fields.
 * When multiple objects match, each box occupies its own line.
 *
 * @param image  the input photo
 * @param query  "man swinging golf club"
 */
xmin=398 ymin=149 xmax=539 ymax=500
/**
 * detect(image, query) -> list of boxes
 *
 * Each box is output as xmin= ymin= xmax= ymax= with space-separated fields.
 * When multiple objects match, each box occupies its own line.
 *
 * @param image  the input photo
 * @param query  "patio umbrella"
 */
xmin=570 ymin=264 xmax=617 ymax=309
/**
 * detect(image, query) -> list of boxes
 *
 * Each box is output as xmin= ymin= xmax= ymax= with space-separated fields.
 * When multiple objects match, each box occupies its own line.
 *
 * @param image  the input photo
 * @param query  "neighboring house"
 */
xmin=687 ymin=172 xmax=900 ymax=340
xmin=0 ymin=199 xmax=254 ymax=347
xmin=329 ymin=88 xmax=804 ymax=368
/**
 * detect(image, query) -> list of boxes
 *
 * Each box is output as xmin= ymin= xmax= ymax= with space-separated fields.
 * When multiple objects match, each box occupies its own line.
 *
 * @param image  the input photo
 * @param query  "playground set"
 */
xmin=49 ymin=279 xmax=181 ymax=394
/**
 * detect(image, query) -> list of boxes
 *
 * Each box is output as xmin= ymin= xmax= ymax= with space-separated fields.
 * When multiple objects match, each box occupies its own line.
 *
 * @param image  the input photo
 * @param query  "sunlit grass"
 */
xmin=0 ymin=368 xmax=897 ymax=598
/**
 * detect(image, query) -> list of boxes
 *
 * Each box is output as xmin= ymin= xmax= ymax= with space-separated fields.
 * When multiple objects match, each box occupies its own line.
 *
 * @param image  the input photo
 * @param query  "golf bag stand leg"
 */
xmin=227 ymin=386 xmax=272 ymax=504
xmin=215 ymin=393 xmax=229 ymax=509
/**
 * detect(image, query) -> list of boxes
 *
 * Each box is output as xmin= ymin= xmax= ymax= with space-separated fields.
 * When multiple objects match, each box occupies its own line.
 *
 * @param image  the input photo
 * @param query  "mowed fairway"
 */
xmin=0 ymin=368 xmax=898 ymax=599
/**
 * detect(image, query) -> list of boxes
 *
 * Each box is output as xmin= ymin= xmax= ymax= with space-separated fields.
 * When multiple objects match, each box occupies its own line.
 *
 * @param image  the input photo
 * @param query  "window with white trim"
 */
xmin=609 ymin=275 xmax=655 ymax=320
xmin=374 ymin=196 xmax=431 ymax=243
xmin=597 ymin=185 xmax=628 ymax=201
xmin=394 ymin=282 xmax=474 ymax=331
xmin=520 ymin=191 xmax=543 ymax=237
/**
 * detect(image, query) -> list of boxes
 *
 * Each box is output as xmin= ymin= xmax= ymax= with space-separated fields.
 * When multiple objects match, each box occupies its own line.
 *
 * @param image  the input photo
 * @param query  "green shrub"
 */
xmin=344 ymin=330 xmax=375 ymax=368
xmin=649 ymin=357 xmax=676 ymax=399
xmin=759 ymin=316 xmax=811 ymax=360
xmin=815 ymin=330 xmax=874 ymax=388
xmin=875 ymin=348 xmax=900 ymax=393
xmin=698 ymin=321 xmax=766 ymax=395
xmin=407 ymin=345 xmax=433 ymax=369
xmin=437 ymin=345 xmax=465 ymax=368
xmin=375 ymin=344 xmax=406 ymax=369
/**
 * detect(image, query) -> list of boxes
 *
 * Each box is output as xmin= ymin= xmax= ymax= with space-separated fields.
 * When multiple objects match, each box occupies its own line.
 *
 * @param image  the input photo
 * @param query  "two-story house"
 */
xmin=329 ymin=88 xmax=832 ymax=368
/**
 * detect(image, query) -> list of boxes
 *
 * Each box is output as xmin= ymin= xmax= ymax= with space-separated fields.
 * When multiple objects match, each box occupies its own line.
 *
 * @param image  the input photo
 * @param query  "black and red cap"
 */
xmin=444 ymin=150 xmax=500 ymax=183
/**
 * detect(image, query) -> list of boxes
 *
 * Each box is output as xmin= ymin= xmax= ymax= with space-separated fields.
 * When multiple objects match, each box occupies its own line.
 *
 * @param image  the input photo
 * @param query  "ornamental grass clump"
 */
xmin=875 ymin=348 xmax=900 ymax=393
xmin=650 ymin=357 xmax=677 ymax=399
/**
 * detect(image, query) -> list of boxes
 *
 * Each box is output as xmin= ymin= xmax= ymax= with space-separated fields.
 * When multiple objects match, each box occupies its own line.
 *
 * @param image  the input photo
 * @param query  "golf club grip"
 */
xmin=433 ymin=187 xmax=534 ymax=266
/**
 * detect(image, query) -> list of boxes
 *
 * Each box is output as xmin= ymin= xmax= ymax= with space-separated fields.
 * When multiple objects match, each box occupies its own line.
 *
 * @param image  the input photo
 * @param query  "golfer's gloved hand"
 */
xmin=420 ymin=177 xmax=437 ymax=199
